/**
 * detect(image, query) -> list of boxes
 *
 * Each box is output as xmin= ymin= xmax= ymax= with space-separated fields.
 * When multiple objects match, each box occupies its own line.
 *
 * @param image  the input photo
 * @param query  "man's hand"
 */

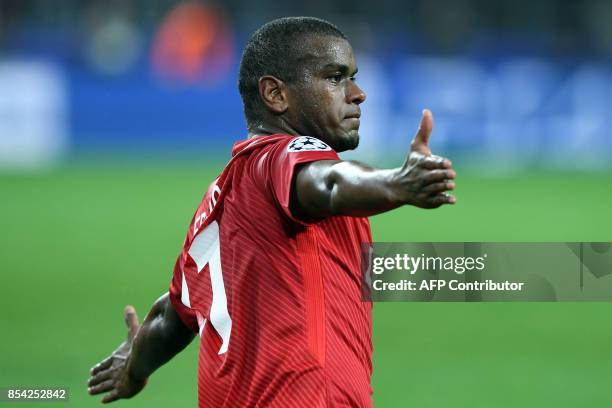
xmin=292 ymin=108 xmax=457 ymax=218
xmin=392 ymin=109 xmax=456 ymax=209
xmin=88 ymin=306 xmax=147 ymax=403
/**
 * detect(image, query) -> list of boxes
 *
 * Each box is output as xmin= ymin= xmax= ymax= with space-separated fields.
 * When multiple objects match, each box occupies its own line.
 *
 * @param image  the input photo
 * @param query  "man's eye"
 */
xmin=329 ymin=73 xmax=343 ymax=83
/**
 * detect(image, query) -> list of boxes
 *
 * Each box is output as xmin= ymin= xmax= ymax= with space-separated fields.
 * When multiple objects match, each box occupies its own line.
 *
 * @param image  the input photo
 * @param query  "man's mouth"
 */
xmin=344 ymin=112 xmax=361 ymax=120
xmin=343 ymin=114 xmax=361 ymax=131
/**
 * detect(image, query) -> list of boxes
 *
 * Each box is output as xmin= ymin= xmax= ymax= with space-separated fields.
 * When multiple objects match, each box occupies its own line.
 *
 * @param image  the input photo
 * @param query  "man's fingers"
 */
xmin=88 ymin=379 xmax=115 ymax=395
xmin=90 ymin=357 xmax=113 ymax=376
xmin=88 ymin=369 xmax=114 ymax=388
xmin=418 ymin=155 xmax=452 ymax=170
xmin=429 ymin=193 xmax=456 ymax=206
xmin=102 ymin=389 xmax=120 ymax=404
xmin=422 ymin=180 xmax=455 ymax=195
xmin=410 ymin=109 xmax=433 ymax=155
xmin=422 ymin=169 xmax=456 ymax=184
xmin=124 ymin=305 xmax=140 ymax=340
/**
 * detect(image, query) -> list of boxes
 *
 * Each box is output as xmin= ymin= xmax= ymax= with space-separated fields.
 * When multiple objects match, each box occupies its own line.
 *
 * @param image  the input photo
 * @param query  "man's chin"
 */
xmin=335 ymin=132 xmax=360 ymax=152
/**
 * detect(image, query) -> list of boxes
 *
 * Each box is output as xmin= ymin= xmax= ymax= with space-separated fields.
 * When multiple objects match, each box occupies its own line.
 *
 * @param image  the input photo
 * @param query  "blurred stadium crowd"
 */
xmin=1 ymin=0 xmax=611 ymax=170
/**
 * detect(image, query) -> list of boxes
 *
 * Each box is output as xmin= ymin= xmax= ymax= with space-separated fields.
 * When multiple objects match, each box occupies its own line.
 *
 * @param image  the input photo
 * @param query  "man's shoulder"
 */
xmin=231 ymin=134 xmax=332 ymax=158
xmin=230 ymin=134 xmax=293 ymax=157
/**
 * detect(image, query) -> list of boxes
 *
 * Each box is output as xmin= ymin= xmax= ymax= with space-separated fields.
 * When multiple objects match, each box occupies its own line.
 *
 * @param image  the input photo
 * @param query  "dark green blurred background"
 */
xmin=1 ymin=163 xmax=610 ymax=407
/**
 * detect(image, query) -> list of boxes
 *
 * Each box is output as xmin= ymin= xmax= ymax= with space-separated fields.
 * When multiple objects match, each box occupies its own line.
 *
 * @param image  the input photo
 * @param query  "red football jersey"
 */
xmin=169 ymin=134 xmax=373 ymax=407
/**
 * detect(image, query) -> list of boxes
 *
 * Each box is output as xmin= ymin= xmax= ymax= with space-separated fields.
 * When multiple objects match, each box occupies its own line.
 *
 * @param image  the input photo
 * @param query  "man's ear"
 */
xmin=258 ymin=75 xmax=289 ymax=115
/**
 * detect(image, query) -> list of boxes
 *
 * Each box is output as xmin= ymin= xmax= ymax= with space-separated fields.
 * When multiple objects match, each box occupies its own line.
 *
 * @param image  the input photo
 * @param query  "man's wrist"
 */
xmin=385 ymin=167 xmax=406 ymax=207
xmin=125 ymin=354 xmax=149 ymax=385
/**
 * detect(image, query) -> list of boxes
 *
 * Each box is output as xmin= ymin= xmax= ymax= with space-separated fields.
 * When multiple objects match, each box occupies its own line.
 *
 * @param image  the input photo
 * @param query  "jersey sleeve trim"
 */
xmin=269 ymin=138 xmax=340 ymax=226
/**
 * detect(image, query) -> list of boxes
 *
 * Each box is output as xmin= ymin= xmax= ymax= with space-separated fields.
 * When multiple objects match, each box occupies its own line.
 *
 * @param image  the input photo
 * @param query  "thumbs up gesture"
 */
xmin=395 ymin=109 xmax=456 ymax=208
xmin=411 ymin=109 xmax=434 ymax=155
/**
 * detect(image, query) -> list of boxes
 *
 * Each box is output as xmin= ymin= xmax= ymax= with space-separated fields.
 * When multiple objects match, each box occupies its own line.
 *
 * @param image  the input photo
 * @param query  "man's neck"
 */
xmin=247 ymin=119 xmax=300 ymax=139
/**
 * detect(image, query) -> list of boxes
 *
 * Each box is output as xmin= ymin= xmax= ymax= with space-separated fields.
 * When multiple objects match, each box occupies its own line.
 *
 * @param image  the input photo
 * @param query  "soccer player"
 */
xmin=87 ymin=17 xmax=456 ymax=407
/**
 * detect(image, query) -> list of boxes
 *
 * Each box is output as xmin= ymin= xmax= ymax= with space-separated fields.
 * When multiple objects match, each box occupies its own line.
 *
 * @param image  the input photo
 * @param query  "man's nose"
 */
xmin=347 ymin=81 xmax=366 ymax=105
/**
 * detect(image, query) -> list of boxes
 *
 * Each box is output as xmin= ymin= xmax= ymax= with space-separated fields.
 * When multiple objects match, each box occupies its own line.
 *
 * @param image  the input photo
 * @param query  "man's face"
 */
xmin=285 ymin=36 xmax=366 ymax=152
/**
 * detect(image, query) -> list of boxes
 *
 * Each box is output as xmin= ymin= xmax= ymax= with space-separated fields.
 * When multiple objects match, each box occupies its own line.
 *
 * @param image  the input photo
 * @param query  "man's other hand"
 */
xmin=88 ymin=305 xmax=147 ymax=404
xmin=394 ymin=109 xmax=457 ymax=209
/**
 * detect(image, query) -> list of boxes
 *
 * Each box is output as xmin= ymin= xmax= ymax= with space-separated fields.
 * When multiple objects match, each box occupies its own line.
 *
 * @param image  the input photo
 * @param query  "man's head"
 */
xmin=238 ymin=17 xmax=366 ymax=152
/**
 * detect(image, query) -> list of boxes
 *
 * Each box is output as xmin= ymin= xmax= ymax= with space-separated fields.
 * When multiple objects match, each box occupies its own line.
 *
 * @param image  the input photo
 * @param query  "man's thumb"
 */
xmin=410 ymin=109 xmax=433 ymax=155
xmin=124 ymin=305 xmax=140 ymax=340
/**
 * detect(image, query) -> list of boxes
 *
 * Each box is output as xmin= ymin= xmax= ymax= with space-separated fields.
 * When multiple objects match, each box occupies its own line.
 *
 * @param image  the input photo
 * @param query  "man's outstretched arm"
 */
xmin=292 ymin=109 xmax=457 ymax=220
xmin=87 ymin=293 xmax=195 ymax=404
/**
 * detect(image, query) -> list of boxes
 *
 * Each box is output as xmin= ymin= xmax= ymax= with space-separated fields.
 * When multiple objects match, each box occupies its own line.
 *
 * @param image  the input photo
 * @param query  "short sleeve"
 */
xmin=255 ymin=136 xmax=340 ymax=224
xmin=168 ymin=257 xmax=199 ymax=333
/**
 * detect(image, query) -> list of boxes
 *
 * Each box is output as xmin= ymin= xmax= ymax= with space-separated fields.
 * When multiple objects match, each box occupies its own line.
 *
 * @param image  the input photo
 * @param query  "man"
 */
xmin=87 ymin=17 xmax=456 ymax=407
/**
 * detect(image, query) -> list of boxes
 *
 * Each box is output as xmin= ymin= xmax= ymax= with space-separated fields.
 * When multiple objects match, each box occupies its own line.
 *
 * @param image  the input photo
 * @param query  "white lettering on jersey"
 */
xmin=193 ymin=183 xmax=221 ymax=236
xmin=181 ymin=272 xmax=191 ymax=308
xmin=188 ymin=221 xmax=232 ymax=354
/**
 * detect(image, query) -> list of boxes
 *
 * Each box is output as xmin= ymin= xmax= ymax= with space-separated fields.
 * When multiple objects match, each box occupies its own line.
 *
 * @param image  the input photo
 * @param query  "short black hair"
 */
xmin=238 ymin=17 xmax=347 ymax=126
